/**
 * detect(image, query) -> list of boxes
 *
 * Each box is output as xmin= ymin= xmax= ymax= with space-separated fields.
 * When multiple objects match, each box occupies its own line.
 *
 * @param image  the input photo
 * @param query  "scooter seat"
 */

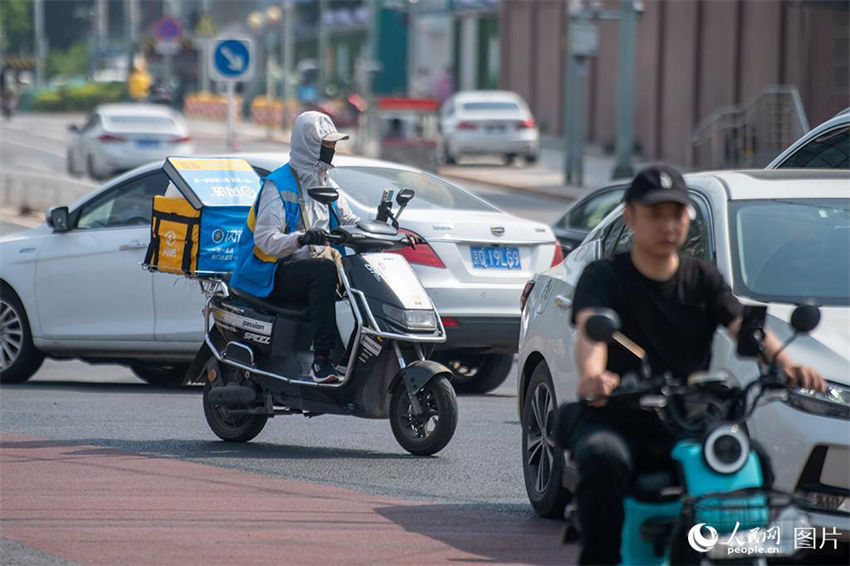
xmin=629 ymin=471 xmax=682 ymax=502
xmin=229 ymin=287 xmax=310 ymax=321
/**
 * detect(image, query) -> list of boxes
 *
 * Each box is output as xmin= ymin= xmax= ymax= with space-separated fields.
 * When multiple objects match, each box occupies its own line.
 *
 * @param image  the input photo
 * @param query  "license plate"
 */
xmin=485 ymin=126 xmax=505 ymax=134
xmin=136 ymin=139 xmax=159 ymax=148
xmin=470 ymin=246 xmax=521 ymax=270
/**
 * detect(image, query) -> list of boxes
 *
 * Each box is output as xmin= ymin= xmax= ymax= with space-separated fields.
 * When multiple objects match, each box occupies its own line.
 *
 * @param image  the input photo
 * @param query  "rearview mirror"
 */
xmin=47 ymin=206 xmax=70 ymax=232
xmin=307 ymin=187 xmax=339 ymax=205
xmin=790 ymin=304 xmax=820 ymax=334
xmin=396 ymin=188 xmax=415 ymax=206
xmin=584 ymin=309 xmax=621 ymax=343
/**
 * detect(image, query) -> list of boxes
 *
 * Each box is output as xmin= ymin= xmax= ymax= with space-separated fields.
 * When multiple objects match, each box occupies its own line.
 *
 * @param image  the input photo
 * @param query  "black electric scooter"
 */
xmin=188 ymin=187 xmax=458 ymax=456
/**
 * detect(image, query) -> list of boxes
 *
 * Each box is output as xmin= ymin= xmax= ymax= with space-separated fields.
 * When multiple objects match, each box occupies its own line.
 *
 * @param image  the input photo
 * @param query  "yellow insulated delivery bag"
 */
xmin=145 ymin=196 xmax=201 ymax=274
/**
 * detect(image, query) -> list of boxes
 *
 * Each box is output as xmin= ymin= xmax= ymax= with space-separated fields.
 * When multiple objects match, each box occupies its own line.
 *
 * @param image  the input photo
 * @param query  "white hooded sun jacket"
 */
xmin=252 ymin=111 xmax=358 ymax=262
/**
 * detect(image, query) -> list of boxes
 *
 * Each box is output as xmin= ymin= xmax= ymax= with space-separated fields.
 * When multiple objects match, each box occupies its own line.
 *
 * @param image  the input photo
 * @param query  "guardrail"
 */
xmin=0 ymin=170 xmax=96 ymax=214
xmin=689 ymin=86 xmax=810 ymax=170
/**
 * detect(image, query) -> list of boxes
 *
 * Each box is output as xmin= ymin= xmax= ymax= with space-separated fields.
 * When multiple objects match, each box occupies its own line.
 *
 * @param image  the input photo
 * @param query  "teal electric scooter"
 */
xmin=555 ymin=305 xmax=819 ymax=564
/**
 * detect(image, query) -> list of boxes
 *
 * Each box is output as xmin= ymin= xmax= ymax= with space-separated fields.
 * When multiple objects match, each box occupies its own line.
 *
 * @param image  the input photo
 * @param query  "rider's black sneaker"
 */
xmin=311 ymin=356 xmax=341 ymax=383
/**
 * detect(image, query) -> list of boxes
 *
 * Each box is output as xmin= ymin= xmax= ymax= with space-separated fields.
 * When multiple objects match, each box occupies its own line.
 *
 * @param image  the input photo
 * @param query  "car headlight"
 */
xmin=704 ymin=423 xmax=750 ymax=475
xmin=382 ymin=304 xmax=437 ymax=331
xmin=785 ymin=380 xmax=850 ymax=420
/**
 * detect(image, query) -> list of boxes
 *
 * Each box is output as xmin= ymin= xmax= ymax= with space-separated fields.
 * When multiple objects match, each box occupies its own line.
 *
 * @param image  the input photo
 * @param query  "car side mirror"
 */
xmin=307 ymin=187 xmax=339 ymax=205
xmin=790 ymin=304 xmax=820 ymax=334
xmin=47 ymin=206 xmax=70 ymax=232
xmin=396 ymin=188 xmax=415 ymax=206
xmin=68 ymin=124 xmax=79 ymax=133
xmin=584 ymin=309 xmax=621 ymax=343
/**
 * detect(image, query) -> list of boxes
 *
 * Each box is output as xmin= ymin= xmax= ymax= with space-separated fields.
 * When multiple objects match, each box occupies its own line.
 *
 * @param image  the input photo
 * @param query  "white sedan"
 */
xmin=517 ymin=170 xmax=850 ymax=536
xmin=67 ymin=103 xmax=193 ymax=180
xmin=0 ymin=154 xmax=560 ymax=391
xmin=437 ymin=90 xmax=539 ymax=165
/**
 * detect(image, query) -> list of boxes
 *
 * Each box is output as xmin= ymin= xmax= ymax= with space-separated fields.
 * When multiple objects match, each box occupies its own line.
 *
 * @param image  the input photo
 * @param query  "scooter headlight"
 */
xmin=704 ymin=423 xmax=750 ymax=475
xmin=382 ymin=304 xmax=437 ymax=331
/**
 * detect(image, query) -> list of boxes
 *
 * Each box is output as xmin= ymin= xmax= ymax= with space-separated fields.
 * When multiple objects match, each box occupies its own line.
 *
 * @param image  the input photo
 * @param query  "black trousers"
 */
xmin=572 ymin=410 xmax=676 ymax=565
xmin=571 ymin=409 xmax=774 ymax=565
xmin=269 ymin=258 xmax=338 ymax=355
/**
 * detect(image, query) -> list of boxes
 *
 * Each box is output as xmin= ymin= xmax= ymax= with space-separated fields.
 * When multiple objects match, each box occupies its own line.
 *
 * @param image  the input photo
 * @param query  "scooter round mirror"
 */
xmin=790 ymin=304 xmax=820 ymax=334
xmin=396 ymin=188 xmax=415 ymax=206
xmin=307 ymin=187 xmax=339 ymax=205
xmin=584 ymin=309 xmax=621 ymax=343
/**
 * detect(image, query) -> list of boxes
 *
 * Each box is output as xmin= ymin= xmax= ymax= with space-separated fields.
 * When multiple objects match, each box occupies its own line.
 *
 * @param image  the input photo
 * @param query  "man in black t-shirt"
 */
xmin=570 ymin=165 xmax=825 ymax=565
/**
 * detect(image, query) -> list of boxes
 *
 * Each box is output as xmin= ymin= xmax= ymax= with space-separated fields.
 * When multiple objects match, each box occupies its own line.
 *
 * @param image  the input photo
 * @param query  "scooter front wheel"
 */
xmin=390 ymin=375 xmax=458 ymax=456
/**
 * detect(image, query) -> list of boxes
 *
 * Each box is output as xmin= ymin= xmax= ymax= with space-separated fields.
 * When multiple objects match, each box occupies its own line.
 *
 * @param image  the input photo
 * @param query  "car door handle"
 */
xmin=554 ymin=295 xmax=572 ymax=310
xmin=119 ymin=241 xmax=148 ymax=251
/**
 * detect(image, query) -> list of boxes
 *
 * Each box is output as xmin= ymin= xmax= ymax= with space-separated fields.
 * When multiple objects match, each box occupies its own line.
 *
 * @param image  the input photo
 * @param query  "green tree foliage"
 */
xmin=0 ymin=0 xmax=34 ymax=55
xmin=47 ymin=41 xmax=89 ymax=79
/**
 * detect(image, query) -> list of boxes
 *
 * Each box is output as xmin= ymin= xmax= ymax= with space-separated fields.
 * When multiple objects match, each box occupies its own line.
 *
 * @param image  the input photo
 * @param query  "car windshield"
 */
xmin=330 ymin=166 xmax=496 ymax=211
xmin=462 ymin=101 xmax=521 ymax=113
xmin=106 ymin=115 xmax=176 ymax=128
xmin=729 ymin=198 xmax=850 ymax=305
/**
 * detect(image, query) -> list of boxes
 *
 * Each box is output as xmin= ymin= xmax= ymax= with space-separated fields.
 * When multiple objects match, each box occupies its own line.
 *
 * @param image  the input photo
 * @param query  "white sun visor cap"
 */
xmin=322 ymin=131 xmax=350 ymax=143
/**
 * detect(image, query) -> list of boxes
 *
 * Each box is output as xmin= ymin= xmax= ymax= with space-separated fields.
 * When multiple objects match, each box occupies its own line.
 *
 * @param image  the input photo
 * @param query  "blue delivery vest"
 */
xmin=229 ymin=163 xmax=340 ymax=298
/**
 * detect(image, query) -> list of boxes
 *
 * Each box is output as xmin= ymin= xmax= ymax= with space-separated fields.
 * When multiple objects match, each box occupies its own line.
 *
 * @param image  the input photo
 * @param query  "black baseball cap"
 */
xmin=623 ymin=165 xmax=689 ymax=206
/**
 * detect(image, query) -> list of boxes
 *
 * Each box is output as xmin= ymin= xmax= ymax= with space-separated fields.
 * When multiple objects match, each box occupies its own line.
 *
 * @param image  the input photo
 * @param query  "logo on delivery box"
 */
xmin=211 ymin=227 xmax=242 ymax=245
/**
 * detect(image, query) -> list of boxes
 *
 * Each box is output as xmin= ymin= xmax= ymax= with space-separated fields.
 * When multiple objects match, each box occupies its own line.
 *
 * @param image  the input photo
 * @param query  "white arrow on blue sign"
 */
xmin=209 ymin=37 xmax=254 ymax=82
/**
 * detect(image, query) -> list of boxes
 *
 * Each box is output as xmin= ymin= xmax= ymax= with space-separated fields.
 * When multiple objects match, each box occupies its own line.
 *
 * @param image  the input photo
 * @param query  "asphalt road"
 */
xmin=0 ymin=113 xmax=574 ymax=564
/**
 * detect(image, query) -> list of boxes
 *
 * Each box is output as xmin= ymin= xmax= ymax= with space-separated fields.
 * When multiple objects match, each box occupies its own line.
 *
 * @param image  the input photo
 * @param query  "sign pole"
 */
xmin=226 ymin=81 xmax=235 ymax=152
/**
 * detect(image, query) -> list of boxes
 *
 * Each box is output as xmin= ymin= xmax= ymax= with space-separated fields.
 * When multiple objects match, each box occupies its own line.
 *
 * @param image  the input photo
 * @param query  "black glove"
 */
xmin=298 ymin=228 xmax=328 ymax=247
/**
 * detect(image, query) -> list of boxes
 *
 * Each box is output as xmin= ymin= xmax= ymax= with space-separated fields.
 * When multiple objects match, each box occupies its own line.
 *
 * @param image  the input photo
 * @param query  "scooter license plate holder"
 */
xmin=470 ymin=246 xmax=521 ymax=270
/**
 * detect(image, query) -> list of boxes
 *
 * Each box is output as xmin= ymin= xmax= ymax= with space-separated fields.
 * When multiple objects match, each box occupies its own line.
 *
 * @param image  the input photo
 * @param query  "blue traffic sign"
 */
xmin=154 ymin=16 xmax=182 ymax=42
xmin=210 ymin=38 xmax=253 ymax=82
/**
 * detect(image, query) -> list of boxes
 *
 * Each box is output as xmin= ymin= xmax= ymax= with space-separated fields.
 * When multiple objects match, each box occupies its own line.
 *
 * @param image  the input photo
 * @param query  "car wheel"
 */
xmin=444 ymin=143 xmax=457 ymax=165
xmin=0 ymin=283 xmax=45 ymax=384
xmin=522 ymin=361 xmax=571 ymax=517
xmin=86 ymin=154 xmax=98 ymax=180
xmin=433 ymin=351 xmax=514 ymax=394
xmin=503 ymin=153 xmax=519 ymax=166
xmin=525 ymin=154 xmax=538 ymax=165
xmin=66 ymin=150 xmax=78 ymax=177
xmin=129 ymin=362 xmax=190 ymax=386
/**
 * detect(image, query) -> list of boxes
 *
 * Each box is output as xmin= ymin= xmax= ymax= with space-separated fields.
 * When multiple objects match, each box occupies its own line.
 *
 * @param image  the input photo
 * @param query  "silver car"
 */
xmin=437 ymin=90 xmax=539 ymax=166
xmin=67 ymin=103 xmax=193 ymax=180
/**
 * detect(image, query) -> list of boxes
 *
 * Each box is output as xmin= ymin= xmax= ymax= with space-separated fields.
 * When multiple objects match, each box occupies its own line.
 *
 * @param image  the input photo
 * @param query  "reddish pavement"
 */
xmin=0 ymin=433 xmax=573 ymax=565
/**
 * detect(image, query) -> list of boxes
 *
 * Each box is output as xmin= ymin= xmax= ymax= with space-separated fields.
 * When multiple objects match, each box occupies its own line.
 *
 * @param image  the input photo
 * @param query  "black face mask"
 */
xmin=319 ymin=144 xmax=335 ymax=166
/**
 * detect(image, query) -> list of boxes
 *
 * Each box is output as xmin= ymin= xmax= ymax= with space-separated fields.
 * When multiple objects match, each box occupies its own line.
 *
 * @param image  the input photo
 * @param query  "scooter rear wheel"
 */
xmin=203 ymin=380 xmax=268 ymax=442
xmin=390 ymin=375 xmax=458 ymax=456
xmin=198 ymin=350 xmax=268 ymax=443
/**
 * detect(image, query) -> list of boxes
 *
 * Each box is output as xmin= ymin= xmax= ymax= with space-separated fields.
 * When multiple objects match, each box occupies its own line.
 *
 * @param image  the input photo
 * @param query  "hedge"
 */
xmin=33 ymin=82 xmax=128 ymax=112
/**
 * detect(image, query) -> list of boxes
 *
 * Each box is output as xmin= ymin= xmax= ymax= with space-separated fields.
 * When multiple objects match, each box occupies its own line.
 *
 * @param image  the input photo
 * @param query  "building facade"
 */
xmin=500 ymin=0 xmax=850 ymax=166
